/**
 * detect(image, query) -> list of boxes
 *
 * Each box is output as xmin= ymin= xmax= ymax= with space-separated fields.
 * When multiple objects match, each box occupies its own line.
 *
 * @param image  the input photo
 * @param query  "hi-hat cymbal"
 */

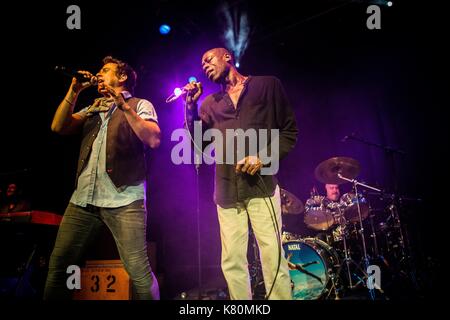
xmin=314 ymin=157 xmax=360 ymax=184
xmin=280 ymin=189 xmax=304 ymax=215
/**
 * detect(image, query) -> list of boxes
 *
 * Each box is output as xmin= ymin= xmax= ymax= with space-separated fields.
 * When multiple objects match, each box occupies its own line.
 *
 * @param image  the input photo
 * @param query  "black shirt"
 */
xmin=189 ymin=76 xmax=298 ymax=208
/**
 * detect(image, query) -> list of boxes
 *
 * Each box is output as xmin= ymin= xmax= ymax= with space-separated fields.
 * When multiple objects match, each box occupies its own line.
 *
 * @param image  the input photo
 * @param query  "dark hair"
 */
xmin=102 ymin=56 xmax=137 ymax=93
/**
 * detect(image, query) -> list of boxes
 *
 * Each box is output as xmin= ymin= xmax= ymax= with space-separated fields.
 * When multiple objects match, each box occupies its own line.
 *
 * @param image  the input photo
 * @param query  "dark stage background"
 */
xmin=1 ymin=0 xmax=447 ymax=299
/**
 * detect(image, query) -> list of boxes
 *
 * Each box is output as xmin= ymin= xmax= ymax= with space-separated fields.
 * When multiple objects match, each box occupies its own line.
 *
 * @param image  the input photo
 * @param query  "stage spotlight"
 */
xmin=188 ymin=76 xmax=197 ymax=83
xmin=173 ymin=87 xmax=183 ymax=97
xmin=221 ymin=3 xmax=250 ymax=70
xmin=159 ymin=24 xmax=171 ymax=35
xmin=387 ymin=1 xmax=393 ymax=6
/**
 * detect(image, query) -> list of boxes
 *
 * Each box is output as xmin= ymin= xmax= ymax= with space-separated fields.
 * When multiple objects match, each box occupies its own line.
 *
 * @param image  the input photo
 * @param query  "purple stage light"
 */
xmin=174 ymin=87 xmax=183 ymax=97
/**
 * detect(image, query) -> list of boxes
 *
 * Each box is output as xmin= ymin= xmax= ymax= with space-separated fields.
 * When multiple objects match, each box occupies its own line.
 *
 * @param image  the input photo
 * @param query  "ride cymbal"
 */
xmin=314 ymin=157 xmax=360 ymax=184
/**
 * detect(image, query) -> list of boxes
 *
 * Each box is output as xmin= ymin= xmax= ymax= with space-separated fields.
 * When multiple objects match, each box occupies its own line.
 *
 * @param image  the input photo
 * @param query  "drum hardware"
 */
xmin=251 ymin=157 xmax=418 ymax=299
xmin=336 ymin=172 xmax=385 ymax=298
xmin=314 ymin=157 xmax=385 ymax=299
xmin=278 ymin=154 xmax=421 ymax=299
xmin=327 ymin=272 xmax=342 ymax=299
xmin=386 ymin=202 xmax=406 ymax=257
xmin=366 ymin=209 xmax=381 ymax=259
xmin=372 ymin=193 xmax=412 ymax=261
xmin=329 ymin=206 xmax=366 ymax=291
xmin=379 ymin=195 xmax=421 ymax=292
xmin=339 ymin=135 xmax=419 ymax=295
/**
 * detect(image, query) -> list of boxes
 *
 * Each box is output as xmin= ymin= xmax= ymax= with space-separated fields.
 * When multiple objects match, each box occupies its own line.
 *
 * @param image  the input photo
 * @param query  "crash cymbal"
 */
xmin=314 ymin=157 xmax=360 ymax=184
xmin=280 ymin=189 xmax=304 ymax=215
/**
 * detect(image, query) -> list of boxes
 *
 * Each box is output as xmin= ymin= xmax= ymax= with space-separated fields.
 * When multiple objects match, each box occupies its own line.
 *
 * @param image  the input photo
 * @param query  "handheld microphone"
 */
xmin=54 ymin=66 xmax=98 ymax=85
xmin=165 ymin=82 xmax=198 ymax=103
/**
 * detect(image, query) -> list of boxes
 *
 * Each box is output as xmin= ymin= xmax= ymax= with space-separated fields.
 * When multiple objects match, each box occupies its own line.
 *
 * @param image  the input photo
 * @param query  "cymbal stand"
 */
xmin=386 ymin=197 xmax=406 ymax=257
xmin=333 ymin=207 xmax=370 ymax=296
xmin=333 ymin=208 xmax=354 ymax=288
xmin=387 ymin=196 xmax=419 ymax=287
xmin=337 ymin=173 xmax=384 ymax=299
xmin=368 ymin=208 xmax=380 ymax=258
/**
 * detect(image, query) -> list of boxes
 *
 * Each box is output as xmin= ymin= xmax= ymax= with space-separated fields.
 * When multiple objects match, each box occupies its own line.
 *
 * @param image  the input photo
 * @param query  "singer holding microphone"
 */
xmin=44 ymin=56 xmax=161 ymax=300
xmin=184 ymin=48 xmax=298 ymax=299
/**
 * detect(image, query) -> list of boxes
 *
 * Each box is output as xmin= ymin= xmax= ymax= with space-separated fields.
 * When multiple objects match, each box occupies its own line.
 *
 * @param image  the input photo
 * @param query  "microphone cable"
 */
xmin=255 ymin=173 xmax=282 ymax=300
xmin=183 ymin=93 xmax=216 ymax=164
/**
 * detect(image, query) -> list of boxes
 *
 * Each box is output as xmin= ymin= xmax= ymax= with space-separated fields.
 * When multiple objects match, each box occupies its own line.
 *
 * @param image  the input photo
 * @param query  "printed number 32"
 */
xmin=90 ymin=274 xmax=116 ymax=293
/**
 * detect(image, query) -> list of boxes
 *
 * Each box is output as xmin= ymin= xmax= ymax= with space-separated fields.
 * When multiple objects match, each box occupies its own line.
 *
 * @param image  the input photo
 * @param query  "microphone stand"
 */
xmin=195 ymin=154 xmax=206 ymax=300
xmin=344 ymin=133 xmax=405 ymax=193
xmin=344 ymin=133 xmax=405 ymax=156
xmin=183 ymin=92 xmax=207 ymax=300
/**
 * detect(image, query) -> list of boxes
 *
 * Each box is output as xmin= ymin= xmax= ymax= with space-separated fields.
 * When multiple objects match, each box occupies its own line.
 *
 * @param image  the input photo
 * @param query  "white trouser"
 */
xmin=217 ymin=185 xmax=292 ymax=300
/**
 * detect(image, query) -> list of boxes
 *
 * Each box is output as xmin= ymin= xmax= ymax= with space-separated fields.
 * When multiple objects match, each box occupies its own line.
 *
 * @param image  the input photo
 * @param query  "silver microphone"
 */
xmin=165 ymin=82 xmax=198 ymax=103
xmin=165 ymin=88 xmax=189 ymax=103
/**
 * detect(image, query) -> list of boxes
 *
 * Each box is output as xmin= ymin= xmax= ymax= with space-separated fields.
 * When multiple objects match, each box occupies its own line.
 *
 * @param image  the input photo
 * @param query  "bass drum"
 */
xmin=284 ymin=238 xmax=340 ymax=300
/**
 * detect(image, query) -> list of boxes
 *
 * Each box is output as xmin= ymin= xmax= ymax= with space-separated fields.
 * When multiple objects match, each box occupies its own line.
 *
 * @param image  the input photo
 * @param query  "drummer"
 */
xmin=325 ymin=184 xmax=340 ymax=203
xmin=304 ymin=184 xmax=343 ymax=242
xmin=307 ymin=184 xmax=341 ymax=207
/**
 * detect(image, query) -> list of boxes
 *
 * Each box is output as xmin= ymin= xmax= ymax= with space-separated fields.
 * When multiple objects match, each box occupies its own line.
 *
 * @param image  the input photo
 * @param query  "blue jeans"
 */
xmin=43 ymin=200 xmax=159 ymax=300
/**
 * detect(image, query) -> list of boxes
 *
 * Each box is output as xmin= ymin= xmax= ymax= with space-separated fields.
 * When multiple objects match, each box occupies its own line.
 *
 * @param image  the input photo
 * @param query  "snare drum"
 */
xmin=304 ymin=196 xmax=335 ymax=231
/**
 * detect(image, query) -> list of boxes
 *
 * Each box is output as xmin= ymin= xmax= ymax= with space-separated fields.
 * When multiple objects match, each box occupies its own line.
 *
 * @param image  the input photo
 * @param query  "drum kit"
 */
xmin=258 ymin=156 xmax=414 ymax=300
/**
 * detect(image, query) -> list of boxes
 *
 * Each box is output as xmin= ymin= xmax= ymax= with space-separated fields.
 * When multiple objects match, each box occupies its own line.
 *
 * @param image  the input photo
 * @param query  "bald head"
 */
xmin=201 ymin=48 xmax=235 ymax=83
xmin=203 ymin=48 xmax=235 ymax=63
